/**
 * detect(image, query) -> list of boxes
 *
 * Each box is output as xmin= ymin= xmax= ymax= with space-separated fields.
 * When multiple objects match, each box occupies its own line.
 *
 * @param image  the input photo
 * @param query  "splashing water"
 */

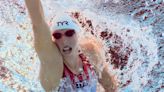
xmin=0 ymin=0 xmax=163 ymax=92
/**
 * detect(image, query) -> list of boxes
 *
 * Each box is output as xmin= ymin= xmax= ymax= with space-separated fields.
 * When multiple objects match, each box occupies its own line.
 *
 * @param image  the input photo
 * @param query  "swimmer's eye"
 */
xmin=53 ymin=32 xmax=62 ymax=39
xmin=65 ymin=29 xmax=75 ymax=37
xmin=52 ymin=29 xmax=75 ymax=39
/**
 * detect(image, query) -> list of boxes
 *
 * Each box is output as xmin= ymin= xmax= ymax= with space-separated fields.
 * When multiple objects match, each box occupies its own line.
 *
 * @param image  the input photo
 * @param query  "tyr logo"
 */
xmin=57 ymin=21 xmax=69 ymax=26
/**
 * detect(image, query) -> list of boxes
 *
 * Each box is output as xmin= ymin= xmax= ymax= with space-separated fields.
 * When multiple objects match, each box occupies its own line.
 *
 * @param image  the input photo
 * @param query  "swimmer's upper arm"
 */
xmin=80 ymin=39 xmax=104 ymax=75
xmin=25 ymin=0 xmax=63 ymax=65
xmin=25 ymin=0 xmax=63 ymax=91
xmin=81 ymin=39 xmax=117 ymax=92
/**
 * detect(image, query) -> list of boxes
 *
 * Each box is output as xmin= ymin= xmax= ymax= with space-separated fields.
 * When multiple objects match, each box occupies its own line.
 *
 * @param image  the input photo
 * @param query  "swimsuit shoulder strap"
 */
xmin=62 ymin=52 xmax=95 ymax=82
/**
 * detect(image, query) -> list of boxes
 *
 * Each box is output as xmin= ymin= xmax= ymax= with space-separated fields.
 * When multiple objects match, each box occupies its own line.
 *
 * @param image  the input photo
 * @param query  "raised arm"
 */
xmin=25 ymin=0 xmax=63 ymax=91
xmin=25 ymin=0 xmax=44 ymax=26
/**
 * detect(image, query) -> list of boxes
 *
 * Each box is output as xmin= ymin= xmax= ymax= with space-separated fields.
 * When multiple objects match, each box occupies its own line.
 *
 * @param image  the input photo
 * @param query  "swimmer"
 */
xmin=25 ymin=0 xmax=117 ymax=92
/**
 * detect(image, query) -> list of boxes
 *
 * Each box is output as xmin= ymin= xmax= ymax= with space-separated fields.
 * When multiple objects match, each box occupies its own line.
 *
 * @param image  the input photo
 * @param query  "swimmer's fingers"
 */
xmin=98 ymin=66 xmax=118 ymax=92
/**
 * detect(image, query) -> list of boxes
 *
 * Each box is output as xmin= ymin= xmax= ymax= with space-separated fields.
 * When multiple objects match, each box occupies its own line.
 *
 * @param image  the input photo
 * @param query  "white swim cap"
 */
xmin=52 ymin=13 xmax=81 ymax=32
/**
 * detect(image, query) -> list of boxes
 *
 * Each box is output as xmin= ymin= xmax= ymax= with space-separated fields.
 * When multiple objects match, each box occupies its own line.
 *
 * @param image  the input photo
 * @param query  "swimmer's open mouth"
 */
xmin=63 ymin=46 xmax=72 ymax=53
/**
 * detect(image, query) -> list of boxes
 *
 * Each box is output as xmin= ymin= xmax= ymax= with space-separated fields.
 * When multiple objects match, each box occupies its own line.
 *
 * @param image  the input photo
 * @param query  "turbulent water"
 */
xmin=0 ymin=0 xmax=163 ymax=92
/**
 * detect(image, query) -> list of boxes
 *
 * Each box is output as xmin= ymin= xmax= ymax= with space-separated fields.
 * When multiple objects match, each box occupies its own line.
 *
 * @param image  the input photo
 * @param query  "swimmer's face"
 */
xmin=52 ymin=29 xmax=78 ymax=56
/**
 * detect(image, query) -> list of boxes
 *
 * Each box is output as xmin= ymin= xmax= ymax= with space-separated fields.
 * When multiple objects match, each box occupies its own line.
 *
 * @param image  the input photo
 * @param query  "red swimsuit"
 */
xmin=57 ymin=53 xmax=98 ymax=92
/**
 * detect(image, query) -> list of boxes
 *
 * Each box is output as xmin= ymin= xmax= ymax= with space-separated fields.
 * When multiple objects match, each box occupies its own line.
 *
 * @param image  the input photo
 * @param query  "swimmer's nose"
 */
xmin=61 ymin=36 xmax=68 ymax=44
